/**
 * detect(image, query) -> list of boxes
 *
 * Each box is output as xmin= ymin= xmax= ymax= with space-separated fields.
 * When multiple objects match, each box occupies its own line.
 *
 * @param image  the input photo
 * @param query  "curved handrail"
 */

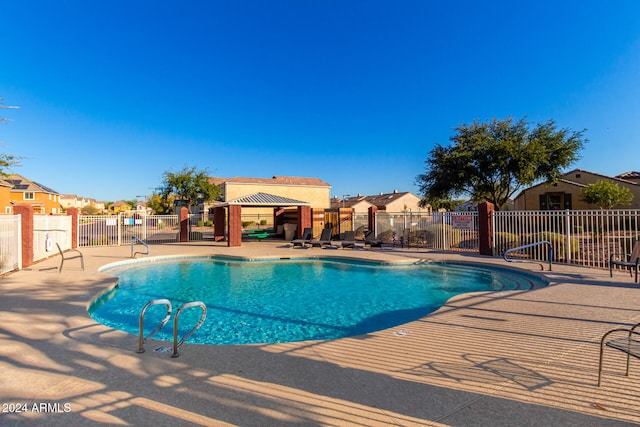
xmin=503 ymin=241 xmax=553 ymax=271
xmin=172 ymin=301 xmax=207 ymax=358
xmin=137 ymin=299 xmax=172 ymax=353
xmin=131 ymin=236 xmax=150 ymax=258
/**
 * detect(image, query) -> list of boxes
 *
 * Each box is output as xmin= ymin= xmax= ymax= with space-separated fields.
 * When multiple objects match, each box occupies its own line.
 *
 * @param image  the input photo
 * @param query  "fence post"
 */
xmin=66 ymin=207 xmax=79 ymax=248
xmin=180 ymin=207 xmax=189 ymax=242
xmin=565 ymin=210 xmax=571 ymax=264
xmin=368 ymin=206 xmax=377 ymax=235
xmin=213 ymin=206 xmax=226 ymax=241
xmin=227 ymin=205 xmax=242 ymax=247
xmin=15 ymin=204 xmax=34 ymax=268
xmin=441 ymin=212 xmax=447 ymax=250
xmin=117 ymin=212 xmax=122 ymax=246
xmin=478 ymin=202 xmax=494 ymax=256
xmin=297 ymin=206 xmax=311 ymax=238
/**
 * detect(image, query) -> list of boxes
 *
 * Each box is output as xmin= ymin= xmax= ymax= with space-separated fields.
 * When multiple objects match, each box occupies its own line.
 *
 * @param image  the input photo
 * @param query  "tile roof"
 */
xmin=616 ymin=171 xmax=640 ymax=180
xmin=7 ymin=174 xmax=59 ymax=194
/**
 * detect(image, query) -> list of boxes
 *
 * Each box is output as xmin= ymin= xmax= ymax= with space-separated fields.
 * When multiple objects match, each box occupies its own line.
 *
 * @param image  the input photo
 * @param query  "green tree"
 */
xmin=582 ymin=180 xmax=633 ymax=209
xmin=81 ymin=205 xmax=101 ymax=215
xmin=157 ymin=165 xmax=221 ymax=213
xmin=0 ymin=97 xmax=21 ymax=176
xmin=416 ymin=117 xmax=586 ymax=210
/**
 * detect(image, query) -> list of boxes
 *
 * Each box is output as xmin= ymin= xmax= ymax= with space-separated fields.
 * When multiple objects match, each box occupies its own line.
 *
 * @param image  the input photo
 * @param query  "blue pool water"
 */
xmin=90 ymin=257 xmax=547 ymax=345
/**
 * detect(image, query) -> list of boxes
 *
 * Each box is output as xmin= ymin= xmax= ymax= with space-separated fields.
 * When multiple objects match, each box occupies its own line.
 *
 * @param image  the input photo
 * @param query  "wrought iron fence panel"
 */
xmin=493 ymin=209 xmax=640 ymax=270
xmin=374 ymin=211 xmax=478 ymax=251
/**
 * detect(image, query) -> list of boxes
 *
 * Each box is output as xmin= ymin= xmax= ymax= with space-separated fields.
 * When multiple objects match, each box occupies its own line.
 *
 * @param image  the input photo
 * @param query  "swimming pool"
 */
xmin=90 ymin=256 xmax=547 ymax=345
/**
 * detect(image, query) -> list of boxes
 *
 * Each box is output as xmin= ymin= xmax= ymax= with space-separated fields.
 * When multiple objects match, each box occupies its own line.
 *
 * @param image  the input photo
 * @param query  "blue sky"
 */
xmin=1 ymin=1 xmax=639 ymax=202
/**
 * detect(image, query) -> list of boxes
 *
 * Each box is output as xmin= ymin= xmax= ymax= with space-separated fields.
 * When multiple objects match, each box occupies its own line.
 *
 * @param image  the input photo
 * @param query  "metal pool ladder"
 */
xmin=503 ymin=240 xmax=553 ymax=271
xmin=136 ymin=299 xmax=207 ymax=358
xmin=131 ymin=236 xmax=150 ymax=258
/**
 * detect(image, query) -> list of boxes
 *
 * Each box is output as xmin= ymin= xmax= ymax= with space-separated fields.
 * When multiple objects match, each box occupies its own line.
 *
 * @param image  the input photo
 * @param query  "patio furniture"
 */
xmin=610 ymin=240 xmax=640 ymax=283
xmin=598 ymin=321 xmax=640 ymax=386
xmin=393 ymin=229 xmax=410 ymax=248
xmin=364 ymin=230 xmax=383 ymax=248
xmin=309 ymin=228 xmax=333 ymax=248
xmin=292 ymin=228 xmax=313 ymax=248
xmin=339 ymin=230 xmax=357 ymax=249
xmin=56 ymin=243 xmax=84 ymax=273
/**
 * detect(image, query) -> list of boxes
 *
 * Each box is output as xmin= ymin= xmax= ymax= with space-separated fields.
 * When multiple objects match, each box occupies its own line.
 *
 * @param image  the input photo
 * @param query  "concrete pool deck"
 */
xmin=1 ymin=241 xmax=640 ymax=426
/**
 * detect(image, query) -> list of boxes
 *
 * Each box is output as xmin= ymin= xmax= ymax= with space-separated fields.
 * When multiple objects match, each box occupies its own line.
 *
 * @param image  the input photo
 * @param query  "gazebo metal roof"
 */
xmin=223 ymin=192 xmax=310 ymax=207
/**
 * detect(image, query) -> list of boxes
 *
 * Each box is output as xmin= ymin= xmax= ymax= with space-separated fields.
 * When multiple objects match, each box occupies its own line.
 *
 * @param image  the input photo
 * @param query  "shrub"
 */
xmin=204 ymin=220 xmax=213 ymax=227
xmin=495 ymin=232 xmax=520 ymax=255
xmin=89 ymin=236 xmax=109 ymax=246
xmin=528 ymin=232 xmax=578 ymax=261
xmin=242 ymin=221 xmax=255 ymax=228
xmin=423 ymin=224 xmax=462 ymax=248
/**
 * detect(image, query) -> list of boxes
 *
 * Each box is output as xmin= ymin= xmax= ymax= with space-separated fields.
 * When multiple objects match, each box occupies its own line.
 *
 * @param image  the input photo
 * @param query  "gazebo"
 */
xmin=212 ymin=192 xmax=312 ymax=247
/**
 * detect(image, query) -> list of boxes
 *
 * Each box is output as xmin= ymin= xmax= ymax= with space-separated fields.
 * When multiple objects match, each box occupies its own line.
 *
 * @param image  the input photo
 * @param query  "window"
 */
xmin=539 ymin=193 xmax=572 ymax=210
xmin=24 ymin=192 xmax=35 ymax=200
xmin=4 ymin=206 xmax=11 ymax=214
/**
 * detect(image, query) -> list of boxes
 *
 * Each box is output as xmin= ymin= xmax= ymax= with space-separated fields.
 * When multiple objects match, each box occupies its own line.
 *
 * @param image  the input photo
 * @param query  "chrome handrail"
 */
xmin=137 ymin=299 xmax=172 ymax=353
xmin=172 ymin=301 xmax=207 ymax=358
xmin=503 ymin=240 xmax=553 ymax=271
xmin=131 ymin=236 xmax=150 ymax=258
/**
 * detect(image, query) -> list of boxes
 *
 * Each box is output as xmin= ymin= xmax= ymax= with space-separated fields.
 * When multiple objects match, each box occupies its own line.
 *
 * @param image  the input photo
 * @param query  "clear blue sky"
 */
xmin=1 ymin=1 xmax=639 ymax=202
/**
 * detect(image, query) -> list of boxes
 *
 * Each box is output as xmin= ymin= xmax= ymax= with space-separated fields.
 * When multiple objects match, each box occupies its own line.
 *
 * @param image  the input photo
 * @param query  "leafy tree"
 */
xmin=0 ymin=97 xmax=21 ymax=176
xmin=416 ymin=117 xmax=586 ymax=210
xmin=157 ymin=165 xmax=221 ymax=213
xmin=582 ymin=180 xmax=633 ymax=209
xmin=428 ymin=199 xmax=463 ymax=211
xmin=147 ymin=193 xmax=173 ymax=215
xmin=81 ymin=205 xmax=101 ymax=215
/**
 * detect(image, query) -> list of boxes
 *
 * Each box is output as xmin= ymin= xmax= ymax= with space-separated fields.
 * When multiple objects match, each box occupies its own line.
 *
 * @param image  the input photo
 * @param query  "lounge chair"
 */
xmin=393 ymin=229 xmax=410 ymax=248
xmin=610 ymin=240 xmax=640 ymax=283
xmin=56 ymin=243 xmax=84 ymax=273
xmin=309 ymin=228 xmax=333 ymax=248
xmin=292 ymin=227 xmax=313 ymax=248
xmin=339 ymin=231 xmax=357 ymax=249
xmin=364 ymin=230 xmax=383 ymax=248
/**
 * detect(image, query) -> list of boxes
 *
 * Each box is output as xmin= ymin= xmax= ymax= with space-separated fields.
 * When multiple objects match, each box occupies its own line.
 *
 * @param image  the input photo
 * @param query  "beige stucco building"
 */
xmin=514 ymin=169 xmax=640 ymax=210
xmin=208 ymin=176 xmax=331 ymax=210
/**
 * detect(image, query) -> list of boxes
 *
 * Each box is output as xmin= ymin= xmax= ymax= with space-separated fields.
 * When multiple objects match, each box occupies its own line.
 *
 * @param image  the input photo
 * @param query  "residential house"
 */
xmin=61 ymin=194 xmax=91 ymax=210
xmin=514 ymin=169 xmax=640 ymax=210
xmin=330 ymin=195 xmax=374 ymax=214
xmin=136 ymin=201 xmax=153 ymax=215
xmin=4 ymin=174 xmax=61 ymax=214
xmin=0 ymin=180 xmax=12 ymax=214
xmin=363 ymin=190 xmax=427 ymax=213
xmin=108 ymin=200 xmax=133 ymax=214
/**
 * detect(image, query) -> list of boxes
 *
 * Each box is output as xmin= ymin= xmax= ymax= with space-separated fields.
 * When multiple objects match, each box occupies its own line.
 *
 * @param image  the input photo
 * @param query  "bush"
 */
xmin=259 ymin=219 xmax=267 ymax=226
xmin=242 ymin=221 xmax=255 ymax=228
xmin=378 ymin=229 xmax=394 ymax=242
xmin=204 ymin=220 xmax=213 ymax=227
xmin=89 ymin=236 xmax=109 ymax=246
xmin=423 ymin=224 xmax=462 ymax=248
xmin=528 ymin=232 xmax=578 ymax=261
xmin=495 ymin=232 xmax=520 ymax=255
